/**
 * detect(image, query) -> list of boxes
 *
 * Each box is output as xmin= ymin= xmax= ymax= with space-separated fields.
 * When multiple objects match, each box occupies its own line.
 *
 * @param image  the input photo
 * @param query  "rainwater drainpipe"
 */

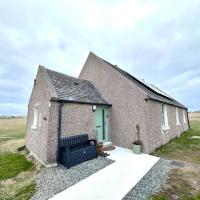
xmin=57 ymin=102 xmax=64 ymax=163
xmin=186 ymin=109 xmax=190 ymax=130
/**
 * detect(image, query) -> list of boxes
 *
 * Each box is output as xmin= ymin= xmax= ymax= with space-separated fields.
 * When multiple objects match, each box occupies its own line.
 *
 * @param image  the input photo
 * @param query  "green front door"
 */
xmin=95 ymin=106 xmax=109 ymax=142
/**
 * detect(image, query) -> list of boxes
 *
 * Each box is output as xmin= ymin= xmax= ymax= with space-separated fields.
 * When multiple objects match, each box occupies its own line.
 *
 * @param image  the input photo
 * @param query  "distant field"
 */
xmin=0 ymin=117 xmax=26 ymax=152
xmin=0 ymin=117 xmax=38 ymax=200
xmin=0 ymin=117 xmax=26 ymax=142
xmin=189 ymin=112 xmax=200 ymax=121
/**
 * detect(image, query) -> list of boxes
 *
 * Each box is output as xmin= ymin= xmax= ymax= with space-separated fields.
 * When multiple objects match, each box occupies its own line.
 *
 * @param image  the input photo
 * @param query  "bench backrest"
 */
xmin=60 ymin=134 xmax=89 ymax=149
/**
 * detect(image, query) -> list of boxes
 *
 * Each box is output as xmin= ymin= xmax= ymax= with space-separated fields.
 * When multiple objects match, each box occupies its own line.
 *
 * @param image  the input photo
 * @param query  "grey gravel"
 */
xmin=31 ymin=156 xmax=114 ymax=200
xmin=123 ymin=159 xmax=171 ymax=200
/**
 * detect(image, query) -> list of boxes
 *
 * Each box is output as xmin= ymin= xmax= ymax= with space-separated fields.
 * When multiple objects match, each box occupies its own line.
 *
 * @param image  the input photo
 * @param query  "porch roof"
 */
xmin=46 ymin=68 xmax=111 ymax=106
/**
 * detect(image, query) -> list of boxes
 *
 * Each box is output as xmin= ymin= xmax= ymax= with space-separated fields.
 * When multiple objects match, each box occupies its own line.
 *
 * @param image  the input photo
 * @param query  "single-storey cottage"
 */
xmin=26 ymin=52 xmax=189 ymax=165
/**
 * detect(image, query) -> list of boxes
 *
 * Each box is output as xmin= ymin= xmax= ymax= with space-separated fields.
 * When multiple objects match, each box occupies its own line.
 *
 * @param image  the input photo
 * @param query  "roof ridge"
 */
xmin=46 ymin=67 xmax=79 ymax=80
xmin=38 ymin=65 xmax=58 ymax=98
xmin=92 ymin=53 xmax=174 ymax=100
xmin=89 ymin=52 xmax=187 ymax=109
xmin=44 ymin=66 xmax=93 ymax=84
xmin=44 ymin=64 xmax=111 ymax=105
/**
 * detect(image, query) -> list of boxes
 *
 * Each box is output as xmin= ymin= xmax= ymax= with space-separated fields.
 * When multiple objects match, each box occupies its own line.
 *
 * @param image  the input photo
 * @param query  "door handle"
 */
xmin=96 ymin=126 xmax=101 ymax=128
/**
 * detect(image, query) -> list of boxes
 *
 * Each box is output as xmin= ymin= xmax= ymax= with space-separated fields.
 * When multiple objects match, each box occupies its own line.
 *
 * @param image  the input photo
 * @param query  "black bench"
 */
xmin=59 ymin=134 xmax=97 ymax=168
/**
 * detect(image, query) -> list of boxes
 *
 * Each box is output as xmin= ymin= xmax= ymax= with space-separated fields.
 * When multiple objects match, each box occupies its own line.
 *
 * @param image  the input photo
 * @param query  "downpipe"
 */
xmin=57 ymin=102 xmax=64 ymax=163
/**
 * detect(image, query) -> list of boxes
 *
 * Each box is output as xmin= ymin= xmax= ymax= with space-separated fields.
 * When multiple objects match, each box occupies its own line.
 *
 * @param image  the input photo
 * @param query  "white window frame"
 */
xmin=183 ymin=110 xmax=187 ymax=123
xmin=162 ymin=104 xmax=170 ymax=130
xmin=176 ymin=107 xmax=180 ymax=125
xmin=32 ymin=105 xmax=38 ymax=130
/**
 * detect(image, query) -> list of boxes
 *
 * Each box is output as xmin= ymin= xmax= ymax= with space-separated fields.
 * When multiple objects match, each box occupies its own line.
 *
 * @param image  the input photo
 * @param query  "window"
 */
xmin=176 ymin=107 xmax=180 ymax=125
xmin=183 ymin=110 xmax=187 ymax=123
xmin=162 ymin=104 xmax=169 ymax=130
xmin=32 ymin=106 xmax=38 ymax=129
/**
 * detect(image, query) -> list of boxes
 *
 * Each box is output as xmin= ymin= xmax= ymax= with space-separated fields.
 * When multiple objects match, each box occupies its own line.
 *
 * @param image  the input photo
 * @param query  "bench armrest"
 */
xmin=88 ymin=139 xmax=97 ymax=146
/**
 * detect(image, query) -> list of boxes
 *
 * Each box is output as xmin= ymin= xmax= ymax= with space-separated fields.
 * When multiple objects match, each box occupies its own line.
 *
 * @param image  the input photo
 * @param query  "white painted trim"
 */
xmin=103 ymin=141 xmax=112 ymax=148
xmin=183 ymin=110 xmax=187 ymax=123
xmin=31 ymin=125 xmax=37 ymax=130
xmin=162 ymin=104 xmax=169 ymax=129
xmin=162 ymin=125 xmax=170 ymax=131
xmin=32 ymin=105 xmax=39 ymax=130
xmin=176 ymin=107 xmax=180 ymax=125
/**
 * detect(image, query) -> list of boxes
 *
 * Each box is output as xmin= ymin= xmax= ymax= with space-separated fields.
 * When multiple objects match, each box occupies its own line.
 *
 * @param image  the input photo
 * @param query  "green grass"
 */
xmin=0 ymin=117 xmax=26 ymax=143
xmin=0 ymin=153 xmax=33 ymax=180
xmin=150 ymin=194 xmax=167 ymax=200
xmin=150 ymin=167 xmax=200 ymax=200
xmin=153 ymin=121 xmax=200 ymax=164
xmin=14 ymin=182 xmax=36 ymax=200
xmin=0 ymin=181 xmax=36 ymax=200
xmin=151 ymin=194 xmax=200 ymax=200
xmin=190 ymin=120 xmax=200 ymax=130
xmin=151 ymin=120 xmax=200 ymax=199
xmin=0 ymin=117 xmax=38 ymax=199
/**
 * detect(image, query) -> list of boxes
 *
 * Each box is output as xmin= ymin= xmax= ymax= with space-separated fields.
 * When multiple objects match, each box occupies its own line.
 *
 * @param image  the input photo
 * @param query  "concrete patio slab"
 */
xmin=51 ymin=146 xmax=159 ymax=200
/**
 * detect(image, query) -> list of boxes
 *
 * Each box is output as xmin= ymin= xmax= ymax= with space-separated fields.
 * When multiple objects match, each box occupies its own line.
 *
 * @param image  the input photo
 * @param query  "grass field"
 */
xmin=0 ymin=117 xmax=26 ymax=142
xmin=153 ymin=121 xmax=200 ymax=165
xmin=0 ymin=117 xmax=41 ymax=200
xmin=152 ymin=113 xmax=200 ymax=200
xmin=0 ymin=117 xmax=26 ymax=153
xmin=0 ymin=153 xmax=33 ymax=180
xmin=0 ymin=114 xmax=200 ymax=200
xmin=189 ymin=112 xmax=200 ymax=121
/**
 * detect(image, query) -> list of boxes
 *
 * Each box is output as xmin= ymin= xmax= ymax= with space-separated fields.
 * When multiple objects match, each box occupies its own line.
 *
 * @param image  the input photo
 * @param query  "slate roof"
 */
xmin=100 ymin=57 xmax=187 ymax=109
xmin=46 ymin=68 xmax=111 ymax=105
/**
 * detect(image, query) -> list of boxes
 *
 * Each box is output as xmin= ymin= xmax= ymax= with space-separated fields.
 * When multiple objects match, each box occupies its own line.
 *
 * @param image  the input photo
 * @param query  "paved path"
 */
xmin=51 ymin=147 xmax=159 ymax=200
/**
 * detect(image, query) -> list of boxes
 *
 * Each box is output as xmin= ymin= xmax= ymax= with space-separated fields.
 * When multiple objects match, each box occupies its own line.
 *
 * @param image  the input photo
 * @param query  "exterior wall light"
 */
xmin=92 ymin=105 xmax=96 ymax=112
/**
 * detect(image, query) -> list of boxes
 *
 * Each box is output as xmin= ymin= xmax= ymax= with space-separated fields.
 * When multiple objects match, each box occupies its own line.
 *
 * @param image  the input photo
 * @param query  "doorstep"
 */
xmin=103 ymin=141 xmax=112 ymax=148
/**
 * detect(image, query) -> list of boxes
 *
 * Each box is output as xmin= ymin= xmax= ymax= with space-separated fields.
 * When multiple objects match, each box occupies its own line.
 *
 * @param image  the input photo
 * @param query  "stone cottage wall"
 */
xmin=25 ymin=67 xmax=51 ymax=165
xmin=79 ymin=53 xmax=150 ymax=153
xmin=79 ymin=52 xmax=189 ymax=153
xmin=147 ymin=100 xmax=189 ymax=152
xmin=46 ymin=102 xmax=96 ymax=164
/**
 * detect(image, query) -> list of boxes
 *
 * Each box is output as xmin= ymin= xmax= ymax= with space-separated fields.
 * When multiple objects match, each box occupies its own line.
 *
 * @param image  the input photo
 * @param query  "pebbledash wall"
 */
xmin=46 ymin=103 xmax=96 ymax=164
xmin=26 ymin=67 xmax=51 ymax=164
xmin=147 ymin=100 xmax=189 ymax=152
xmin=26 ymin=56 xmax=189 ymax=165
xmin=26 ymin=67 xmax=99 ymax=165
xmin=79 ymin=52 xmax=189 ymax=154
xmin=80 ymin=53 xmax=151 ymax=153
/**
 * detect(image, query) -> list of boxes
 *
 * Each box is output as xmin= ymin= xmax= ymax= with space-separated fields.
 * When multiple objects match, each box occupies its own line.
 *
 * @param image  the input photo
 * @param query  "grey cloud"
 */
xmin=0 ymin=0 xmax=199 ymax=115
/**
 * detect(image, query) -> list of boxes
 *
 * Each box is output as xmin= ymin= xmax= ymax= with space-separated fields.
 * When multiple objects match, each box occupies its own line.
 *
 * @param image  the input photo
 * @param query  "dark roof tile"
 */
xmin=46 ymin=68 xmax=110 ymax=105
xmin=101 ymin=57 xmax=187 ymax=109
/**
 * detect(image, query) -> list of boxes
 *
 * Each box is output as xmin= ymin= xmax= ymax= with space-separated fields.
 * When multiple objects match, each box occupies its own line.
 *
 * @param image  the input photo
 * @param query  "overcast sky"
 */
xmin=0 ymin=0 xmax=199 ymax=115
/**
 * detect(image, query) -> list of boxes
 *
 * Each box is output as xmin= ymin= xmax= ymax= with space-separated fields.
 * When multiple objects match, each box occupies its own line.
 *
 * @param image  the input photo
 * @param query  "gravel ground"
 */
xmin=123 ymin=159 xmax=171 ymax=200
xmin=31 ymin=156 xmax=114 ymax=200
